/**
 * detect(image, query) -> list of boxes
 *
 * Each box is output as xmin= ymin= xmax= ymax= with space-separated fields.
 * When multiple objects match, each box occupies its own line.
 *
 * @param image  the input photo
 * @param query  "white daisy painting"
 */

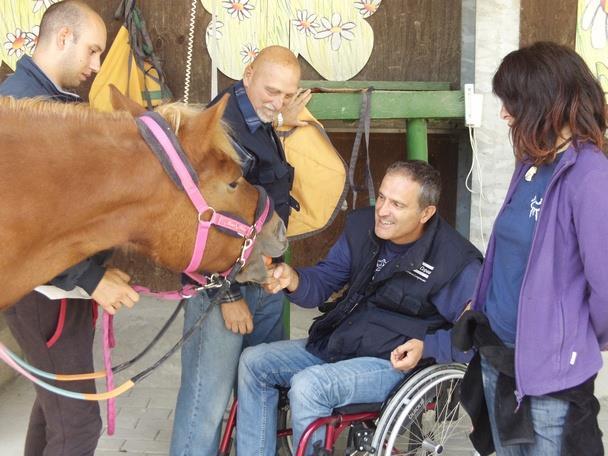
xmin=200 ymin=0 xmax=382 ymax=81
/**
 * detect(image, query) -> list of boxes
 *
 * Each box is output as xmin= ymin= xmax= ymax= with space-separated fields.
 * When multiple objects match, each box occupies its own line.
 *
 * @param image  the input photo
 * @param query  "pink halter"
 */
xmin=135 ymin=111 xmax=272 ymax=291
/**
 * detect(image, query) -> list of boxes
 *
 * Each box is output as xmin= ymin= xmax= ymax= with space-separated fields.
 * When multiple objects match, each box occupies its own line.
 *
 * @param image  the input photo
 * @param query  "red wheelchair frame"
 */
xmin=217 ymin=362 xmax=473 ymax=456
xmin=218 ymin=398 xmax=380 ymax=456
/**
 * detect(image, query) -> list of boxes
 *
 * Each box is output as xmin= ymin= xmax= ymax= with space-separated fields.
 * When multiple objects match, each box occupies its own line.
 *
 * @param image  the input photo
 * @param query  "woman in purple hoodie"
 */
xmin=468 ymin=42 xmax=608 ymax=455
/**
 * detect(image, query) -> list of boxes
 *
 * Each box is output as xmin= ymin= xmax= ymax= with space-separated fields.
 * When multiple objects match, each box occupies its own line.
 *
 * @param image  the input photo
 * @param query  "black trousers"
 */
xmin=3 ymin=291 xmax=101 ymax=456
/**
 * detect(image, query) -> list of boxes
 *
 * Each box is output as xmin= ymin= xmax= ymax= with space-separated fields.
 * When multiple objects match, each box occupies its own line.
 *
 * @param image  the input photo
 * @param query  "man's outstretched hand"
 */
xmin=262 ymin=256 xmax=299 ymax=294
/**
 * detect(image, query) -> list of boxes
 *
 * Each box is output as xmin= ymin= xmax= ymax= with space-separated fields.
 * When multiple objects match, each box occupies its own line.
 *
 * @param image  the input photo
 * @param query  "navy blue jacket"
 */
xmin=208 ymin=81 xmax=294 ymax=226
xmin=0 ymin=55 xmax=81 ymax=102
xmin=289 ymin=207 xmax=482 ymax=363
xmin=0 ymin=55 xmax=108 ymax=293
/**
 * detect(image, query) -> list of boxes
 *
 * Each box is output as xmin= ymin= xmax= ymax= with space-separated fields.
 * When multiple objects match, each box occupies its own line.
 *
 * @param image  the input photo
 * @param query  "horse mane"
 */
xmin=0 ymin=96 xmax=239 ymax=164
xmin=0 ymin=95 xmax=129 ymax=122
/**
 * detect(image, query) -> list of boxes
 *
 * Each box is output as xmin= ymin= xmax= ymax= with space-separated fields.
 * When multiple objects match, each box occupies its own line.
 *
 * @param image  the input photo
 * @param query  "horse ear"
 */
xmin=190 ymin=94 xmax=230 ymax=148
xmin=108 ymin=84 xmax=146 ymax=117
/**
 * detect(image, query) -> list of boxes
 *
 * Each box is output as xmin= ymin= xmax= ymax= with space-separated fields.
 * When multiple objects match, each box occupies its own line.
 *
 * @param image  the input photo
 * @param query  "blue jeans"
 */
xmin=170 ymin=284 xmax=284 ymax=456
xmin=237 ymin=339 xmax=406 ymax=456
xmin=481 ymin=357 xmax=569 ymax=455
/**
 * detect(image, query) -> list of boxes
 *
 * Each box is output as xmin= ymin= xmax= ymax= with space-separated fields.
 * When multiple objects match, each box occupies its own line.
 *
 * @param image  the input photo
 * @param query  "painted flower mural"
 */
xmin=222 ymin=0 xmax=254 ymax=21
xmin=4 ymin=28 xmax=26 ymax=58
xmin=292 ymin=9 xmax=318 ymax=36
xmin=581 ymin=0 xmax=608 ymax=49
xmin=577 ymin=0 xmax=608 ymax=93
xmin=24 ymin=25 xmax=39 ymax=52
xmin=354 ymin=0 xmax=381 ymax=19
xmin=32 ymin=0 xmax=55 ymax=14
xmin=240 ymin=42 xmax=259 ymax=63
xmin=201 ymin=0 xmax=381 ymax=81
xmin=206 ymin=19 xmax=224 ymax=39
xmin=1 ymin=0 xmax=53 ymax=68
xmin=315 ymin=13 xmax=356 ymax=51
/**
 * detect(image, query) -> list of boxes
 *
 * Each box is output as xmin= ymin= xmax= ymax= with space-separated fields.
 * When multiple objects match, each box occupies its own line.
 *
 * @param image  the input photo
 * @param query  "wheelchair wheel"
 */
xmin=371 ymin=363 xmax=475 ymax=455
xmin=276 ymin=396 xmax=294 ymax=455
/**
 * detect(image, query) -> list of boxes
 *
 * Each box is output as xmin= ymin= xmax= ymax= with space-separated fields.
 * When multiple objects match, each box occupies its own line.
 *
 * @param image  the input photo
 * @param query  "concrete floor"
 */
xmin=0 ymin=296 xmax=318 ymax=456
xmin=0 ymin=296 xmax=607 ymax=455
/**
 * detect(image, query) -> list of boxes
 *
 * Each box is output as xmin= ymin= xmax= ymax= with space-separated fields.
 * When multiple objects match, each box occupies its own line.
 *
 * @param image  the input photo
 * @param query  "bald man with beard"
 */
xmin=170 ymin=46 xmax=311 ymax=456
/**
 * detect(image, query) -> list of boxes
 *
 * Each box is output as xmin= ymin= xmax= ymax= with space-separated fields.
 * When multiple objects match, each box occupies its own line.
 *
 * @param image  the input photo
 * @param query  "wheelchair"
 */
xmin=219 ymin=362 xmax=478 ymax=455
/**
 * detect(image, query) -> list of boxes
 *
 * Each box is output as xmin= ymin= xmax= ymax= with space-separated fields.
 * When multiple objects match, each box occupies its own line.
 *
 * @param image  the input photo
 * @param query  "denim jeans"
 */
xmin=237 ymin=339 xmax=406 ymax=456
xmin=481 ymin=357 xmax=569 ymax=455
xmin=170 ymin=284 xmax=284 ymax=456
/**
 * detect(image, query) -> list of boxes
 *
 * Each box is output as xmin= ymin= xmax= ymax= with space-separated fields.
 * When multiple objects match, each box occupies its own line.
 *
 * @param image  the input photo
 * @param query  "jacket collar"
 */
xmin=234 ymin=80 xmax=267 ymax=134
xmin=16 ymin=55 xmax=81 ymax=102
xmin=369 ymin=214 xmax=440 ymax=282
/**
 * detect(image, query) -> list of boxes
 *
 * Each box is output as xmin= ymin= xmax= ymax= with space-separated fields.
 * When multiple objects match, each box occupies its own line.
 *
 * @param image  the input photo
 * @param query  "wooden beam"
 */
xmin=307 ymin=90 xmax=464 ymax=120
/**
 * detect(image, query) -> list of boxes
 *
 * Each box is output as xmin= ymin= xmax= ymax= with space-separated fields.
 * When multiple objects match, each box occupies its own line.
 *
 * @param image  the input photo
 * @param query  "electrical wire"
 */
xmin=465 ymin=126 xmax=486 ymax=249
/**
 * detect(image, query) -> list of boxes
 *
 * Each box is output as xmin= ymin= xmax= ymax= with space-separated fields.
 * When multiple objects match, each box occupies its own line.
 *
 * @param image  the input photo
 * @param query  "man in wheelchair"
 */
xmin=237 ymin=160 xmax=482 ymax=454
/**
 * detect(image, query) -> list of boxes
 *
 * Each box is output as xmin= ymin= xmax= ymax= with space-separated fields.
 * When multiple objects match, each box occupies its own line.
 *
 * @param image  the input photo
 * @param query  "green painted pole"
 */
xmin=406 ymin=118 xmax=428 ymax=162
xmin=282 ymin=246 xmax=291 ymax=338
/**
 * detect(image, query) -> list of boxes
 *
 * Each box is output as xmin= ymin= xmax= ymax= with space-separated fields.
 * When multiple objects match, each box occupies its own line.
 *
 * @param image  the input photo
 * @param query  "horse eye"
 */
xmin=228 ymin=181 xmax=238 ymax=189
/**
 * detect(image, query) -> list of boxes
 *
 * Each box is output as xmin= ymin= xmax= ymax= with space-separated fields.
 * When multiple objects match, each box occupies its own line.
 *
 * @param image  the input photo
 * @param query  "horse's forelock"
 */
xmin=155 ymin=102 xmax=240 ymax=167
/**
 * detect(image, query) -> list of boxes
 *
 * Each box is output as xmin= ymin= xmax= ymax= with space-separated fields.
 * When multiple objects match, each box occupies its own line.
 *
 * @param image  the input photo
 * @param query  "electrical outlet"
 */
xmin=464 ymin=83 xmax=483 ymax=128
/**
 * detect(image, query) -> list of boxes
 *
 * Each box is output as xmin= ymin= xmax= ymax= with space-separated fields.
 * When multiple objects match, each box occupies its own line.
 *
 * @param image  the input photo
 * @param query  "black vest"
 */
xmin=209 ymin=85 xmax=294 ymax=225
xmin=306 ymin=207 xmax=482 ymax=362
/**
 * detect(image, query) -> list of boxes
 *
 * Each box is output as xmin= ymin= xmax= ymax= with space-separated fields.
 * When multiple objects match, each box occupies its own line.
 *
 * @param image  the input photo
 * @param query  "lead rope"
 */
xmin=103 ymin=311 xmax=117 ymax=434
xmin=348 ymin=87 xmax=375 ymax=209
xmin=183 ymin=0 xmax=198 ymax=104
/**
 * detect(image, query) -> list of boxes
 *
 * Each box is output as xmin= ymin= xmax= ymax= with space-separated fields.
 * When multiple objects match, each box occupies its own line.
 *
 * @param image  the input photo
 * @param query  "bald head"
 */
xmin=38 ymin=0 xmax=101 ymax=46
xmin=249 ymin=46 xmax=300 ymax=76
xmin=243 ymin=46 xmax=301 ymax=123
xmin=32 ymin=0 xmax=106 ymax=89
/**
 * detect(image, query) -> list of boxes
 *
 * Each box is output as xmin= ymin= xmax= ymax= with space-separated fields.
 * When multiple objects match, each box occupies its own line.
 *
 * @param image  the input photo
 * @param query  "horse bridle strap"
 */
xmin=135 ymin=111 xmax=271 ymax=282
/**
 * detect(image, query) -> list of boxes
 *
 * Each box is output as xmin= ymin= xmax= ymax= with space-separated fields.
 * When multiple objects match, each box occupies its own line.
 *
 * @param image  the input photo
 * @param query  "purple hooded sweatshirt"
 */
xmin=473 ymin=141 xmax=608 ymax=401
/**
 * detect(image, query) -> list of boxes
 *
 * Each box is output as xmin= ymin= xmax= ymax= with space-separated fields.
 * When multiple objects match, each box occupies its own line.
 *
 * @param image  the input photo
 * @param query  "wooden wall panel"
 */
xmin=520 ymin=0 xmax=577 ymax=48
xmin=80 ymin=0 xmax=461 ymax=102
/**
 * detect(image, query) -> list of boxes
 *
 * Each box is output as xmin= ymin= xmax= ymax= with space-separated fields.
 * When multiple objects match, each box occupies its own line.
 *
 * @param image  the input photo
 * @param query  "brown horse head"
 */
xmin=0 ymin=93 xmax=287 ymax=309
xmin=110 ymin=87 xmax=288 ymax=282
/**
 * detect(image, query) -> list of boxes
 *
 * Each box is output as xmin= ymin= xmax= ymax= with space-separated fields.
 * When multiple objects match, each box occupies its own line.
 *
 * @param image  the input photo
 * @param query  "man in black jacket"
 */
xmin=0 ymin=2 xmax=138 ymax=455
xmin=236 ymin=161 xmax=482 ymax=453
xmin=170 ymin=46 xmax=311 ymax=456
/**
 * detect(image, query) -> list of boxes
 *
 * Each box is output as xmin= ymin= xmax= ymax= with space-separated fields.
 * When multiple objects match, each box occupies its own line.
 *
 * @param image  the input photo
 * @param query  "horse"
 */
xmin=0 ymin=88 xmax=287 ymax=309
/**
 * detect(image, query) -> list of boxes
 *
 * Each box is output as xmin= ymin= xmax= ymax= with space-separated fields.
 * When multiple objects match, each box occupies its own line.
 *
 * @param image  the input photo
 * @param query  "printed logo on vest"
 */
xmin=407 ymin=262 xmax=434 ymax=283
xmin=375 ymin=258 xmax=389 ymax=272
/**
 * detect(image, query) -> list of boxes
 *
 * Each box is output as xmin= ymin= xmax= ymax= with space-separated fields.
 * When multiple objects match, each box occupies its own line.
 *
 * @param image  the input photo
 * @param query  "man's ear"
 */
xmin=420 ymin=205 xmax=437 ymax=224
xmin=242 ymin=64 xmax=253 ymax=88
xmin=56 ymin=26 xmax=71 ymax=50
